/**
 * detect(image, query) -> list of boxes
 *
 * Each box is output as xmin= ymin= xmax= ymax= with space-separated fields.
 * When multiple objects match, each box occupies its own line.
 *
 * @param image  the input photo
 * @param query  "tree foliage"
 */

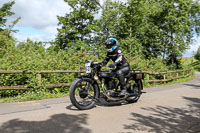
xmin=0 ymin=1 xmax=20 ymax=57
xmin=0 ymin=1 xmax=15 ymax=27
xmin=97 ymin=0 xmax=123 ymax=40
xmin=56 ymin=0 xmax=101 ymax=49
xmin=194 ymin=46 xmax=200 ymax=61
xmin=115 ymin=0 xmax=200 ymax=61
xmin=56 ymin=0 xmax=200 ymax=66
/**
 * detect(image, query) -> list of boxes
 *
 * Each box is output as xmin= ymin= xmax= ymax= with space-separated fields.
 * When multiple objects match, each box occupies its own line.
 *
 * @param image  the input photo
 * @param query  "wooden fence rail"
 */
xmin=0 ymin=69 xmax=193 ymax=90
xmin=143 ymin=69 xmax=192 ymax=83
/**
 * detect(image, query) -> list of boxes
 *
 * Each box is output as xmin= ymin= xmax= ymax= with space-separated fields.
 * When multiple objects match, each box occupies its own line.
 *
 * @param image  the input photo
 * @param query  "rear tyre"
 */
xmin=125 ymin=78 xmax=142 ymax=103
xmin=70 ymin=78 xmax=99 ymax=110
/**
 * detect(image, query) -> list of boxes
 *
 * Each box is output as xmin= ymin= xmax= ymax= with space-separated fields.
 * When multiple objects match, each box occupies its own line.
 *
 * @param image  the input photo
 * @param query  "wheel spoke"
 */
xmin=74 ymin=80 xmax=95 ymax=106
xmin=125 ymin=78 xmax=142 ymax=103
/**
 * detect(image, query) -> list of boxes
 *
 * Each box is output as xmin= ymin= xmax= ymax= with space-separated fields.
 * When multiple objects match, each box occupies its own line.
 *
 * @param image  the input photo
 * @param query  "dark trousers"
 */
xmin=116 ymin=66 xmax=130 ymax=90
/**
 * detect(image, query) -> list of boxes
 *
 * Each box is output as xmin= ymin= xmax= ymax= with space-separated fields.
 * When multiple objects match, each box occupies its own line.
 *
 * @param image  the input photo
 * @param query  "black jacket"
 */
xmin=101 ymin=47 xmax=129 ymax=69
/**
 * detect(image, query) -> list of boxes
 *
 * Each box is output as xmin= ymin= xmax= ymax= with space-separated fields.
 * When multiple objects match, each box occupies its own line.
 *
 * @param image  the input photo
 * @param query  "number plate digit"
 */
xmin=85 ymin=62 xmax=91 ymax=73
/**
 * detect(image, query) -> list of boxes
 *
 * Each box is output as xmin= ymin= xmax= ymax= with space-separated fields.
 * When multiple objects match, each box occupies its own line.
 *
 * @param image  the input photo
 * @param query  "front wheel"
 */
xmin=125 ymin=78 xmax=143 ymax=103
xmin=70 ymin=78 xmax=99 ymax=110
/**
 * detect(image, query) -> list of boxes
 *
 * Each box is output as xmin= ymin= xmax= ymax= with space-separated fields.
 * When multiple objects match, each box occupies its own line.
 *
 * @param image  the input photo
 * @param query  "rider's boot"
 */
xmin=119 ymin=88 xmax=127 ymax=96
xmin=119 ymin=82 xmax=128 ymax=96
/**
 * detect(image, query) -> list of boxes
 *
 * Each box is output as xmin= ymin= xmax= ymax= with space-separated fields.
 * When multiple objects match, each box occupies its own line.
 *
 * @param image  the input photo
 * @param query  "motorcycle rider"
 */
xmin=99 ymin=38 xmax=130 ymax=96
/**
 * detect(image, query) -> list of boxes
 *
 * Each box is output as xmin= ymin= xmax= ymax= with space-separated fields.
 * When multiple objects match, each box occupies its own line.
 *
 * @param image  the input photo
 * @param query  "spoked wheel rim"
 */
xmin=126 ymin=78 xmax=142 ymax=102
xmin=73 ymin=80 xmax=96 ymax=107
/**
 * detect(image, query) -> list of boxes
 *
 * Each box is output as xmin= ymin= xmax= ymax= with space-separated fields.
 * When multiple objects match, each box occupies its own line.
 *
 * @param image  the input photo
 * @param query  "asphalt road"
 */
xmin=0 ymin=72 xmax=200 ymax=133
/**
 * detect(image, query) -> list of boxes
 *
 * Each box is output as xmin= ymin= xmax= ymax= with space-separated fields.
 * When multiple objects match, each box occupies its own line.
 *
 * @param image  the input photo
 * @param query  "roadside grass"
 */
xmin=0 ymin=89 xmax=69 ymax=103
xmin=0 ymin=73 xmax=195 ymax=103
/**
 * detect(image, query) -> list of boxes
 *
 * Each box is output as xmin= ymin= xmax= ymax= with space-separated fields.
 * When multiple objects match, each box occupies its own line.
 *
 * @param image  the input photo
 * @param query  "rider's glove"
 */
xmin=108 ymin=63 xmax=117 ymax=68
xmin=98 ymin=63 xmax=103 ymax=68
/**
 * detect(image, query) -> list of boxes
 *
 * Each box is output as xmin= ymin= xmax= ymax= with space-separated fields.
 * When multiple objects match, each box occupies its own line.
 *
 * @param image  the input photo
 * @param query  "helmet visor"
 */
xmin=107 ymin=44 xmax=113 ymax=49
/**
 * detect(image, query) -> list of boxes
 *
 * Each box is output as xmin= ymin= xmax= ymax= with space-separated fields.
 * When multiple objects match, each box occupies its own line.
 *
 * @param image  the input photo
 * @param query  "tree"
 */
xmin=0 ymin=1 xmax=15 ymax=28
xmin=55 ymin=0 xmax=200 ymax=68
xmin=56 ymin=0 xmax=101 ymax=49
xmin=97 ymin=0 xmax=123 ymax=40
xmin=155 ymin=0 xmax=200 ymax=62
xmin=117 ymin=0 xmax=200 ymax=61
xmin=0 ymin=1 xmax=20 ymax=57
xmin=119 ymin=0 xmax=161 ymax=58
xmin=194 ymin=46 xmax=200 ymax=61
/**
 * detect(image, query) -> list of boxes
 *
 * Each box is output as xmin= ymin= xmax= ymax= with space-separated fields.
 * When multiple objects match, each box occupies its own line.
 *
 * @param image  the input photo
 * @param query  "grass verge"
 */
xmin=0 ymin=89 xmax=69 ymax=103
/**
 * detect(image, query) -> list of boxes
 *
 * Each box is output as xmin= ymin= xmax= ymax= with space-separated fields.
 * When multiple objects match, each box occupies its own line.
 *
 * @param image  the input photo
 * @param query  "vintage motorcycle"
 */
xmin=70 ymin=60 xmax=144 ymax=110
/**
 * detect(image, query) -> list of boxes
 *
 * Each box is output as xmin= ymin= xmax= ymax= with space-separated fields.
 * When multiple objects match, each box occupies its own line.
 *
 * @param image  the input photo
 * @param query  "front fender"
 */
xmin=76 ymin=76 xmax=100 ymax=98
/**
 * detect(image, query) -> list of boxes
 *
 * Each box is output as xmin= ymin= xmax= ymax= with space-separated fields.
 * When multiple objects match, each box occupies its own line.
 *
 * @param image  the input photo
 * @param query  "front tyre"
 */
xmin=70 ymin=78 xmax=99 ymax=110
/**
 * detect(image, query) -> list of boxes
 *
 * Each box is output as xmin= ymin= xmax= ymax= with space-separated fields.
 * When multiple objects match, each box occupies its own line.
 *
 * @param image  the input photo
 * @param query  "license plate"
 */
xmin=85 ymin=61 xmax=92 ymax=73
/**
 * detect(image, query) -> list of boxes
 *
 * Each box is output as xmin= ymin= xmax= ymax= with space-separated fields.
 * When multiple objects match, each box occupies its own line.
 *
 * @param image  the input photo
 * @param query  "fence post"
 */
xmin=37 ymin=73 xmax=42 ymax=87
xmin=176 ymin=72 xmax=179 ymax=79
xmin=168 ymin=72 xmax=173 ymax=80
xmin=145 ymin=73 xmax=150 ymax=86
xmin=147 ymin=73 xmax=149 ymax=81
xmin=164 ymin=74 xmax=166 ymax=84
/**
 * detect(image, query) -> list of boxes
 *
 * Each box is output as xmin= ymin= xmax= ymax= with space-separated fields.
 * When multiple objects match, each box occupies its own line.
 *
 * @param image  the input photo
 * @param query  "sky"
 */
xmin=0 ymin=0 xmax=200 ymax=57
xmin=1 ymin=0 xmax=70 ymax=42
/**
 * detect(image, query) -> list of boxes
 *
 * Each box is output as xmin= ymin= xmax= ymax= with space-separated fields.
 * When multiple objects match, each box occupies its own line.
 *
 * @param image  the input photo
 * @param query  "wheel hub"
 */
xmin=79 ymin=88 xmax=88 ymax=99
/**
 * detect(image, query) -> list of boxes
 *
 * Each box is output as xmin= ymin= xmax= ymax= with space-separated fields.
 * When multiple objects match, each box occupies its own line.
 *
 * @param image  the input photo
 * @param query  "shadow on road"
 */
xmin=66 ymin=98 xmax=126 ymax=111
xmin=0 ymin=113 xmax=91 ymax=133
xmin=183 ymin=83 xmax=200 ymax=89
xmin=123 ymin=96 xmax=200 ymax=133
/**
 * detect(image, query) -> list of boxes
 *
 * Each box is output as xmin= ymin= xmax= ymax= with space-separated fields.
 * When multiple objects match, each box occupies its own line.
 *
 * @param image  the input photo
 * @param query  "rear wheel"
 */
xmin=70 ymin=78 xmax=99 ymax=110
xmin=125 ymin=78 xmax=142 ymax=103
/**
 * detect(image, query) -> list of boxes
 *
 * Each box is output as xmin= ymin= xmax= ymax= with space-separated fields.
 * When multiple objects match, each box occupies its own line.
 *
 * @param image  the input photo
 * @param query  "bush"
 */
xmin=0 ymin=39 xmax=101 ymax=97
xmin=0 ymin=38 xmax=189 ymax=98
xmin=194 ymin=46 xmax=200 ymax=61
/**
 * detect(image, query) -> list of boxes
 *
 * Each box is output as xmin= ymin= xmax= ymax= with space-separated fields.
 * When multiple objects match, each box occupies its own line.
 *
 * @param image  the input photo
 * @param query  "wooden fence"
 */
xmin=143 ymin=69 xmax=192 ymax=83
xmin=0 ymin=69 xmax=193 ymax=90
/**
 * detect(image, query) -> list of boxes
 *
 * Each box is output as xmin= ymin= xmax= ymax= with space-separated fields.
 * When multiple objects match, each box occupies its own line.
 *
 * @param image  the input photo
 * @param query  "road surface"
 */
xmin=0 ymin=72 xmax=200 ymax=133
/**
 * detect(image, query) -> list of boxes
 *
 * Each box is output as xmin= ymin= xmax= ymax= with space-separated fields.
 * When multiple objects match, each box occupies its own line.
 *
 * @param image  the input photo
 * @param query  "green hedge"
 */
xmin=0 ymin=39 xmax=191 ymax=98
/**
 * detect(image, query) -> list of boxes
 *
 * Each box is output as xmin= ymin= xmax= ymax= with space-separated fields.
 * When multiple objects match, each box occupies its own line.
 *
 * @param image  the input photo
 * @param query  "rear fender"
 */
xmin=131 ymin=73 xmax=144 ymax=80
xmin=130 ymin=73 xmax=144 ymax=90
